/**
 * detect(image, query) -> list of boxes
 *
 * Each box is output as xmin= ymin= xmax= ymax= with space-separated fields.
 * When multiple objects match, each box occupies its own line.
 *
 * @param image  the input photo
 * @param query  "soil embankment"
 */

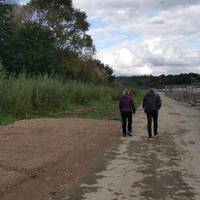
xmin=0 ymin=118 xmax=120 ymax=200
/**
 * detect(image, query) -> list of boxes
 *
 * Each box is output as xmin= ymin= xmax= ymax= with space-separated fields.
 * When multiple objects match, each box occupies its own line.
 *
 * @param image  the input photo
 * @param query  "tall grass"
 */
xmin=0 ymin=62 xmax=144 ymax=120
xmin=0 ymin=74 xmax=122 ymax=118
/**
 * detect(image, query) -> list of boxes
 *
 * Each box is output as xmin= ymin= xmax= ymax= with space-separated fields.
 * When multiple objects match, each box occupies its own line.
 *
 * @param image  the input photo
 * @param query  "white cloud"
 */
xmin=74 ymin=0 xmax=200 ymax=75
xmin=97 ymin=38 xmax=200 ymax=75
xmin=1 ymin=0 xmax=18 ymax=4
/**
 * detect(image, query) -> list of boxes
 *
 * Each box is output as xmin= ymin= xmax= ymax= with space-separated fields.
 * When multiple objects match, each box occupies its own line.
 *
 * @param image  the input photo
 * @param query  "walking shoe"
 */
xmin=154 ymin=134 xmax=159 ymax=138
xmin=148 ymin=136 xmax=153 ymax=140
xmin=127 ymin=132 xmax=132 ymax=136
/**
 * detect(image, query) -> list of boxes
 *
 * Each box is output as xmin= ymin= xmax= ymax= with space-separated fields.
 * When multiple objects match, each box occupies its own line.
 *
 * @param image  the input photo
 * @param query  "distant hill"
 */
xmin=117 ymin=73 xmax=200 ymax=88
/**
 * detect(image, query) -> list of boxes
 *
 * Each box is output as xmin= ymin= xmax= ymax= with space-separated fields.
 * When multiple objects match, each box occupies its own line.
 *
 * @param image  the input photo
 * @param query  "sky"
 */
xmin=19 ymin=0 xmax=200 ymax=76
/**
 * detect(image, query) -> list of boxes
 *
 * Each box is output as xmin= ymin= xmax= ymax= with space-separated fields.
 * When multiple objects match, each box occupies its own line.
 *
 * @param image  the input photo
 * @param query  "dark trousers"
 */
xmin=146 ymin=110 xmax=158 ymax=137
xmin=121 ymin=111 xmax=132 ymax=135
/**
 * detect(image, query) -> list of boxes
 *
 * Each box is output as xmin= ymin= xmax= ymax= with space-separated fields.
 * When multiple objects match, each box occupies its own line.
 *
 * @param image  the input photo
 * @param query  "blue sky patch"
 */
xmin=89 ymin=19 xmax=108 ymax=29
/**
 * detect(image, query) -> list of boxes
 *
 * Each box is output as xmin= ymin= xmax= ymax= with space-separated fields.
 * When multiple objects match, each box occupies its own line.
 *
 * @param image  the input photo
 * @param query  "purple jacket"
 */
xmin=119 ymin=95 xmax=136 ymax=113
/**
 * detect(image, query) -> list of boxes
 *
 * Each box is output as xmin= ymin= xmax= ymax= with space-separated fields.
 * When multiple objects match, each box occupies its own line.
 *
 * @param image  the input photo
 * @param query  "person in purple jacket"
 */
xmin=119 ymin=89 xmax=136 ymax=137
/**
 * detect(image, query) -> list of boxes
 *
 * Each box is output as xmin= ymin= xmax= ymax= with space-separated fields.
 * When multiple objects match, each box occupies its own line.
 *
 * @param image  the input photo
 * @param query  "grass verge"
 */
xmin=0 ymin=80 xmax=145 ymax=125
xmin=66 ymin=90 xmax=146 ymax=121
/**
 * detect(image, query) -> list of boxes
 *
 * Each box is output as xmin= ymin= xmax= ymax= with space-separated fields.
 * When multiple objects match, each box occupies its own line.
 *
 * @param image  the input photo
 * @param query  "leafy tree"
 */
xmin=0 ymin=3 xmax=16 ymax=63
xmin=94 ymin=59 xmax=115 ymax=82
xmin=22 ymin=0 xmax=95 ymax=55
xmin=0 ymin=1 xmax=115 ymax=83
xmin=2 ymin=22 xmax=64 ymax=75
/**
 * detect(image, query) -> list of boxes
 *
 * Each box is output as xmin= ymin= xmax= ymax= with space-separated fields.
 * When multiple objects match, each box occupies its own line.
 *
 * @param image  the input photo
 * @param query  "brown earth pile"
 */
xmin=0 ymin=118 xmax=120 ymax=200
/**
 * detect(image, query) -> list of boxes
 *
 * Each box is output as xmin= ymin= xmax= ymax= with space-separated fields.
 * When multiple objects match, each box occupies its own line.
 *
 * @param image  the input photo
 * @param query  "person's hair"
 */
xmin=123 ymin=88 xmax=130 ymax=95
xmin=149 ymin=88 xmax=155 ymax=92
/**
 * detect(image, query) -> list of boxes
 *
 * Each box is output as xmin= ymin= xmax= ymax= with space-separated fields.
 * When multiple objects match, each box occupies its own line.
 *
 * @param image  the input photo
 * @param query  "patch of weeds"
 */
xmin=0 ymin=113 xmax=16 ymax=125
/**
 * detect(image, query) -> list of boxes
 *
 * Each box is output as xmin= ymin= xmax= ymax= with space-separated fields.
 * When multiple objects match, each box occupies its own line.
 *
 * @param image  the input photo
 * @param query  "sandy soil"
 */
xmin=0 ymin=118 xmax=120 ymax=200
xmin=1 ymin=93 xmax=200 ymax=200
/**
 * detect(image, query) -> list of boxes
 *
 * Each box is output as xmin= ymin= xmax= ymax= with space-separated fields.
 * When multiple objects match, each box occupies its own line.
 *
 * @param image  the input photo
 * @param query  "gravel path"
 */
xmin=77 ymin=93 xmax=200 ymax=200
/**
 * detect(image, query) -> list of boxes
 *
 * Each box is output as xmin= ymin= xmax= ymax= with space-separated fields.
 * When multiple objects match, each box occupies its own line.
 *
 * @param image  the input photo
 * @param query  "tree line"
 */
xmin=0 ymin=0 xmax=114 ymax=83
xmin=117 ymin=73 xmax=200 ymax=88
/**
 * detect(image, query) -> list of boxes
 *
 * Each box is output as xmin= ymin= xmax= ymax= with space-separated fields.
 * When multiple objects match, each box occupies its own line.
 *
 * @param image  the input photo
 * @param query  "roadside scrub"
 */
xmin=0 ymin=74 xmax=144 ymax=124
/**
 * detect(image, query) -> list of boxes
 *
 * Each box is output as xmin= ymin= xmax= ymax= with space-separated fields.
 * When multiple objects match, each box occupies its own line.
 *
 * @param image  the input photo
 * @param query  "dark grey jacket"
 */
xmin=143 ymin=90 xmax=161 ymax=112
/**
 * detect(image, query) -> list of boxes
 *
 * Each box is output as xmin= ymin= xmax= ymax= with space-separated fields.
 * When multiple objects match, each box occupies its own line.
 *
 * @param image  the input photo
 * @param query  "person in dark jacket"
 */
xmin=143 ymin=89 xmax=162 ymax=138
xmin=119 ymin=89 xmax=136 ymax=137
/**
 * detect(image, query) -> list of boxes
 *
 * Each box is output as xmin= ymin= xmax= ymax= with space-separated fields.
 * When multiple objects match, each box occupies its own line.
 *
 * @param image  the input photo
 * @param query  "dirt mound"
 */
xmin=0 ymin=118 xmax=120 ymax=200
